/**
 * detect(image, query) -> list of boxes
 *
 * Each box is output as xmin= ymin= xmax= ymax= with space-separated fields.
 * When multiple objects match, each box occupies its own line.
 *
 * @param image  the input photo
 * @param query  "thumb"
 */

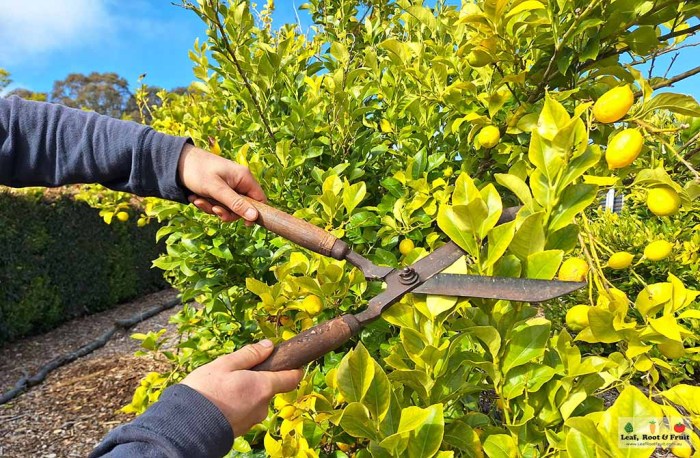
xmin=209 ymin=183 xmax=259 ymax=222
xmin=217 ymin=340 xmax=275 ymax=371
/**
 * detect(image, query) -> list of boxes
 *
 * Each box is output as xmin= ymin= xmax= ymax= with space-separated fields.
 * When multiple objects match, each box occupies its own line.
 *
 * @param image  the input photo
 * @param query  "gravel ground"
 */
xmin=0 ymin=289 xmax=183 ymax=457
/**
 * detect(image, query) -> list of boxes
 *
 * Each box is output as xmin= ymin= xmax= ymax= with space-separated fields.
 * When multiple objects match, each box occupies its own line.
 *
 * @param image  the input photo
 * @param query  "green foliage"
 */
xmin=126 ymin=0 xmax=700 ymax=455
xmin=0 ymin=190 xmax=166 ymax=343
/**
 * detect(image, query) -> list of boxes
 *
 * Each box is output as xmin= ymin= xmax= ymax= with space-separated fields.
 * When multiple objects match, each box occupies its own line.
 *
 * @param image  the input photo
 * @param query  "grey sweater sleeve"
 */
xmin=0 ymin=96 xmax=190 ymax=202
xmin=90 ymin=384 xmax=234 ymax=458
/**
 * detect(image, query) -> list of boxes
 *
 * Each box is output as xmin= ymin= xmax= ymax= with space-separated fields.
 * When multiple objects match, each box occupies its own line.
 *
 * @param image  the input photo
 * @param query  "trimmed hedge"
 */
xmin=0 ymin=190 xmax=166 ymax=344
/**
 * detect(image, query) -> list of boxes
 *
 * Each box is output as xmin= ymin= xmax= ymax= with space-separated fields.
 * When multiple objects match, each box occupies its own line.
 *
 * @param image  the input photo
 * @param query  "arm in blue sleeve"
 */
xmin=0 ymin=96 xmax=190 ymax=202
xmin=89 ymin=384 xmax=234 ymax=458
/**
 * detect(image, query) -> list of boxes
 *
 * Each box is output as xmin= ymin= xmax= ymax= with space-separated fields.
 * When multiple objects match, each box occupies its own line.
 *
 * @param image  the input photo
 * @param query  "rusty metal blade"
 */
xmin=412 ymin=274 xmax=586 ymax=302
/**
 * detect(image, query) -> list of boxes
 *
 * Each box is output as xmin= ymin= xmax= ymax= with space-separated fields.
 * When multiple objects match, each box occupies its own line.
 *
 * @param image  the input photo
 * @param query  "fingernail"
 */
xmin=259 ymin=339 xmax=273 ymax=348
xmin=244 ymin=208 xmax=257 ymax=221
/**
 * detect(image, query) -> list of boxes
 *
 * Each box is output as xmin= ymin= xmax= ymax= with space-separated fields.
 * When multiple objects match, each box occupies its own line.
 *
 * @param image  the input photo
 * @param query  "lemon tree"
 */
xmin=116 ymin=1 xmax=700 ymax=456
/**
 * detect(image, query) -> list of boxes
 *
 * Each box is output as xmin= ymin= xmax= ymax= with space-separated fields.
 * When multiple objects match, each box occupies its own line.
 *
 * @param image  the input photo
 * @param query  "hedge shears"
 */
xmin=242 ymin=198 xmax=585 ymax=371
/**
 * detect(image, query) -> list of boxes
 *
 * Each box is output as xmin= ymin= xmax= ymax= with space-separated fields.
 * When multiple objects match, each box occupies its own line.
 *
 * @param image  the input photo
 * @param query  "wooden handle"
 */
xmin=252 ymin=315 xmax=362 ymax=371
xmin=244 ymin=197 xmax=349 ymax=259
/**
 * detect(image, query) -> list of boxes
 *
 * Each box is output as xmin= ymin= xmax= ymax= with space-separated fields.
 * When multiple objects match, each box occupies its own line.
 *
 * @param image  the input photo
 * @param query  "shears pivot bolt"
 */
xmin=399 ymin=267 xmax=419 ymax=285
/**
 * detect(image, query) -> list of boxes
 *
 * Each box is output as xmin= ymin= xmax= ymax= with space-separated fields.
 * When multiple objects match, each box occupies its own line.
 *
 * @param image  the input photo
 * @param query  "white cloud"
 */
xmin=0 ymin=0 xmax=113 ymax=64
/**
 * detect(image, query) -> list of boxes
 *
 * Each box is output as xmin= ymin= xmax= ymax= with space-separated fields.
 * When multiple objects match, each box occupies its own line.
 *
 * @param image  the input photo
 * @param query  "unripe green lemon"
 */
xmin=607 ymin=252 xmax=634 ymax=270
xmin=399 ymin=239 xmax=415 ymax=256
xmin=477 ymin=125 xmax=500 ymax=148
xmin=646 ymin=187 xmax=681 ymax=216
xmin=593 ymin=85 xmax=635 ymax=123
xmin=116 ymin=211 xmax=129 ymax=222
xmin=605 ymin=128 xmax=644 ymax=169
xmin=658 ymin=341 xmax=685 ymax=359
xmin=467 ymin=48 xmax=492 ymax=67
xmin=644 ymin=240 xmax=673 ymax=261
xmin=558 ymin=258 xmax=589 ymax=282
xmin=565 ymin=305 xmax=590 ymax=331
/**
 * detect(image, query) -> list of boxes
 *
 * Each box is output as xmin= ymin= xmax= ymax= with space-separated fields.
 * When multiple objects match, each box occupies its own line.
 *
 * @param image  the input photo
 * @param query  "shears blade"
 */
xmin=413 ymin=274 xmax=586 ymax=302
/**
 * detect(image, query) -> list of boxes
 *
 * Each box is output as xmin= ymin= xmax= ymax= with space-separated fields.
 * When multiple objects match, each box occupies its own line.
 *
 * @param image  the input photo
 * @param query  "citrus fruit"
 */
xmin=670 ymin=444 xmax=692 ymax=458
xmin=399 ymin=239 xmax=415 ymax=256
xmin=274 ymin=395 xmax=290 ymax=410
xmin=467 ymin=48 xmax=492 ymax=67
xmin=137 ymin=217 xmax=147 ymax=227
xmin=644 ymin=240 xmax=673 ymax=261
xmin=443 ymin=166 xmax=454 ymax=178
xmin=593 ymin=85 xmax=635 ymax=123
xmin=278 ymin=405 xmax=297 ymax=420
xmin=558 ymin=258 xmax=589 ymax=282
xmin=116 ymin=211 xmax=129 ymax=222
xmin=565 ymin=305 xmax=591 ymax=331
xmin=646 ymin=187 xmax=681 ymax=216
xmin=605 ymin=128 xmax=644 ymax=169
xmin=477 ymin=125 xmax=500 ymax=148
xmin=658 ymin=341 xmax=685 ymax=359
xmin=607 ymin=252 xmax=634 ymax=270
xmin=301 ymin=295 xmax=323 ymax=315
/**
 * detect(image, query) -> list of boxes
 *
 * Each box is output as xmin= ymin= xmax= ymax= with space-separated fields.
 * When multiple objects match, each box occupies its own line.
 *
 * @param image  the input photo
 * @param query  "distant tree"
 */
xmin=0 ymin=69 xmax=10 ymax=92
xmin=124 ymin=85 xmax=166 ymax=124
xmin=51 ymin=72 xmax=132 ymax=118
xmin=5 ymin=88 xmax=48 ymax=102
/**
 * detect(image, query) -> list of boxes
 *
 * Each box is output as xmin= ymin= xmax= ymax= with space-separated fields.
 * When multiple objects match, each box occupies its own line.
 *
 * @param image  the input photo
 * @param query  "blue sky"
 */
xmin=1 ymin=1 xmax=698 ymax=100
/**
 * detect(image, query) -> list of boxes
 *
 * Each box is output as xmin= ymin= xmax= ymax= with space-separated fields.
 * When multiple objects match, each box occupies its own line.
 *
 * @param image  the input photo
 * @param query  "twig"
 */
xmin=205 ymin=1 xmax=276 ymax=143
xmin=663 ymin=52 xmax=680 ymax=79
xmin=650 ymin=64 xmax=700 ymax=91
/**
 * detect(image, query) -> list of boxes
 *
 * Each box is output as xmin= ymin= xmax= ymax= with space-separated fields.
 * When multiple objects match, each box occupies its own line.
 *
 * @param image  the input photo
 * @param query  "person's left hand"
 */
xmin=181 ymin=340 xmax=303 ymax=437
xmin=177 ymin=143 xmax=265 ymax=223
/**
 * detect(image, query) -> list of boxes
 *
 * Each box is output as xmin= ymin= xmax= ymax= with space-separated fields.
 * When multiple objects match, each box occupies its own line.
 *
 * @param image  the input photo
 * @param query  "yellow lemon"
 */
xmin=558 ymin=258 xmax=589 ymax=282
xmin=399 ymin=239 xmax=415 ymax=256
xmin=593 ymin=85 xmax=635 ymax=123
xmin=644 ymin=240 xmax=673 ymax=261
xmin=647 ymin=187 xmax=681 ymax=216
xmin=477 ymin=125 xmax=500 ymax=148
xmin=116 ymin=211 xmax=129 ymax=222
xmin=137 ymin=217 xmax=147 ymax=227
xmin=670 ymin=444 xmax=692 ymax=458
xmin=301 ymin=295 xmax=323 ymax=315
xmin=278 ymin=405 xmax=297 ymax=420
xmin=467 ymin=48 xmax=492 ymax=67
xmin=605 ymin=128 xmax=644 ymax=169
xmin=565 ymin=305 xmax=591 ymax=331
xmin=273 ymin=395 xmax=290 ymax=410
xmin=443 ymin=166 xmax=454 ymax=178
xmin=607 ymin=252 xmax=634 ymax=270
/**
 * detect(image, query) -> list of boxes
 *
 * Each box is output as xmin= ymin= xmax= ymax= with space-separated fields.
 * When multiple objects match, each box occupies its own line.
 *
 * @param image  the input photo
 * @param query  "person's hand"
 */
xmin=177 ymin=143 xmax=265 ymax=222
xmin=181 ymin=340 xmax=303 ymax=437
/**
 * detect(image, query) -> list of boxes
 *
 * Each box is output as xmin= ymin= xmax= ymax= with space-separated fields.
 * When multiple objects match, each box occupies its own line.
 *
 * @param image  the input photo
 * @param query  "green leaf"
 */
xmin=426 ymin=295 xmax=459 ymax=318
xmin=407 ymin=404 xmax=444 ymax=458
xmin=509 ymin=212 xmax=545 ymax=259
xmin=537 ymin=95 xmax=571 ymax=141
xmin=482 ymin=434 xmax=517 ymax=458
xmin=495 ymin=173 xmax=533 ymax=207
xmin=549 ymin=184 xmax=597 ymax=232
xmin=565 ymin=429 xmax=598 ymax=458
xmin=437 ymin=204 xmax=481 ymax=256
xmin=501 ymin=318 xmax=551 ymax=375
xmin=364 ymin=361 xmax=392 ymax=421
xmin=624 ymin=26 xmax=659 ymax=55
xmin=453 ymin=173 xmax=482 ymax=206
xmin=469 ymin=326 xmax=501 ymax=358
xmin=545 ymin=224 xmax=579 ymax=251
xmin=649 ymin=314 xmax=683 ymax=342
xmin=638 ymin=92 xmax=700 ymax=117
xmin=343 ymin=181 xmax=367 ymax=214
xmin=525 ymin=250 xmax=563 ymax=280
xmin=337 ymin=343 xmax=375 ymax=403
xmin=484 ymin=221 xmax=516 ymax=269
xmin=340 ymin=402 xmax=378 ymax=440
xmin=659 ymin=384 xmax=700 ymax=415
xmin=583 ymin=308 xmax=621 ymax=343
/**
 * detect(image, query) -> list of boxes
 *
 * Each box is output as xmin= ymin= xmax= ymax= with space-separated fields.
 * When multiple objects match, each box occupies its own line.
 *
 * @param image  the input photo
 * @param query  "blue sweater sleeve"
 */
xmin=0 ymin=96 xmax=190 ymax=202
xmin=90 ymin=384 xmax=234 ymax=458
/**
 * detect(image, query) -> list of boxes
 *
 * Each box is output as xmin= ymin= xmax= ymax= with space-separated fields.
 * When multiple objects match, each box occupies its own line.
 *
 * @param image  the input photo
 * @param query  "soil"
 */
xmin=0 ymin=289 xmax=182 ymax=457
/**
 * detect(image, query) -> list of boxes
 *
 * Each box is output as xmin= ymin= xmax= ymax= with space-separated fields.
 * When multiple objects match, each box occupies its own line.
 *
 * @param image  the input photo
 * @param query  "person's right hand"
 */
xmin=181 ymin=340 xmax=303 ymax=437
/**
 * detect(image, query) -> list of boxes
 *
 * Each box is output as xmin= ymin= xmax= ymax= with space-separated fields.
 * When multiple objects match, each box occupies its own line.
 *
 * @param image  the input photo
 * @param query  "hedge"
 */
xmin=0 ymin=190 xmax=166 ymax=344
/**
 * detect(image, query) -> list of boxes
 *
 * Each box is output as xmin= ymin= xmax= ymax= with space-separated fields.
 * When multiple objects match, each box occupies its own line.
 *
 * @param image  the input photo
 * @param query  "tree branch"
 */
xmin=206 ymin=1 xmax=276 ymax=143
xmin=650 ymin=65 xmax=700 ymax=91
